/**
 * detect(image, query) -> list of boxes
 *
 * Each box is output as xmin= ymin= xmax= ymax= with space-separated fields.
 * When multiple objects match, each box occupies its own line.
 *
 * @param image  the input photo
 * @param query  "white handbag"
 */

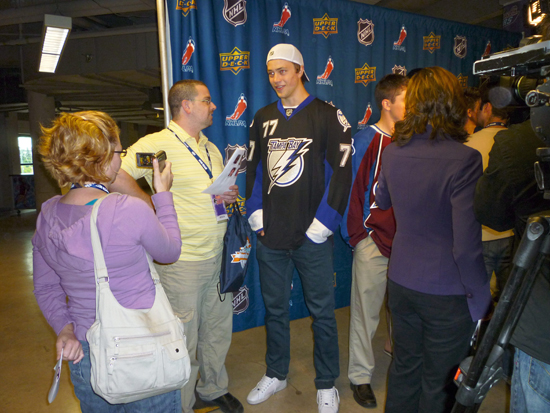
xmin=86 ymin=194 xmax=190 ymax=404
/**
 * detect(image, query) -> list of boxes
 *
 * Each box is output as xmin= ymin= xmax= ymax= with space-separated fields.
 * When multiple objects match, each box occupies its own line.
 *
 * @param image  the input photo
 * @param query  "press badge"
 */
xmin=212 ymin=194 xmax=228 ymax=221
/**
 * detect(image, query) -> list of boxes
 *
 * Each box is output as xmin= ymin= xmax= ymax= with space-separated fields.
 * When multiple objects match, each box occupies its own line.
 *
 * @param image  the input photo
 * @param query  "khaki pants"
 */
xmin=348 ymin=236 xmax=389 ymax=385
xmin=156 ymin=253 xmax=233 ymax=413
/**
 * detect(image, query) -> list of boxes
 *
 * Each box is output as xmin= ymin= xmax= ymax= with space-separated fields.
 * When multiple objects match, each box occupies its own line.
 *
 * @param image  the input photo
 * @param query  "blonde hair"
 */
xmin=38 ymin=111 xmax=120 ymax=187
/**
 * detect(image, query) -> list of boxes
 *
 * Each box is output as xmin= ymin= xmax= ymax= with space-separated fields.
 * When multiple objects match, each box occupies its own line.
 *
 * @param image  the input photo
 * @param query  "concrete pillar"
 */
xmin=28 ymin=91 xmax=60 ymax=212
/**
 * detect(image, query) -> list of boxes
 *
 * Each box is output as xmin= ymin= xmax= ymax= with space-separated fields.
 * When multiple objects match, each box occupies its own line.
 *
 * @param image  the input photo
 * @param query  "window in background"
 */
xmin=18 ymin=136 xmax=33 ymax=175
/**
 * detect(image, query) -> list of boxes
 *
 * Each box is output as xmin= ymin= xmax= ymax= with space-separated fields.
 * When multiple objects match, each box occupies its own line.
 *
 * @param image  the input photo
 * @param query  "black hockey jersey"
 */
xmin=246 ymin=96 xmax=352 ymax=250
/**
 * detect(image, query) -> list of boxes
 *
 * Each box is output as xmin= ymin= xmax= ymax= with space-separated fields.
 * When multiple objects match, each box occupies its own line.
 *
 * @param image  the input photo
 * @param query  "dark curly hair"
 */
xmin=394 ymin=66 xmax=468 ymax=146
xmin=38 ymin=111 xmax=120 ymax=187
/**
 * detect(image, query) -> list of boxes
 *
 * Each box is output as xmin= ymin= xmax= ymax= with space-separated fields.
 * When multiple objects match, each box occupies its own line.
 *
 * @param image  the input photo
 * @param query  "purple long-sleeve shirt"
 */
xmin=32 ymin=192 xmax=182 ymax=341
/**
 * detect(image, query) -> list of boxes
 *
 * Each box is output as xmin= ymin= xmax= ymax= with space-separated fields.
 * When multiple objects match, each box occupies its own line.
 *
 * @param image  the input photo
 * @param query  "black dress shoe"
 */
xmin=201 ymin=392 xmax=244 ymax=413
xmin=350 ymin=383 xmax=377 ymax=408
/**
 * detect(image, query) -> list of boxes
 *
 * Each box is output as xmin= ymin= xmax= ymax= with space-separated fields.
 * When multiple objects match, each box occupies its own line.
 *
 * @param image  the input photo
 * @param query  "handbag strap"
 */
xmin=89 ymin=193 xmax=162 ymax=319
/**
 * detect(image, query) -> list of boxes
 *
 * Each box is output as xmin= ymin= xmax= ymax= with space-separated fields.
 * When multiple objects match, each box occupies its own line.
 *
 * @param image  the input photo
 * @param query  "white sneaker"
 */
xmin=246 ymin=375 xmax=287 ymax=405
xmin=317 ymin=387 xmax=340 ymax=413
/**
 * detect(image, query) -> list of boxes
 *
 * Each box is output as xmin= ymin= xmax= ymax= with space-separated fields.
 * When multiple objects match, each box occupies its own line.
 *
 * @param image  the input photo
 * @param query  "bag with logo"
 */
xmin=86 ymin=194 xmax=191 ymax=404
xmin=220 ymin=203 xmax=252 ymax=294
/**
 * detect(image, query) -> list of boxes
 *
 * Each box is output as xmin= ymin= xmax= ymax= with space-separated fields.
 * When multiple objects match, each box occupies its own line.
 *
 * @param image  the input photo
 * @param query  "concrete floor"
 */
xmin=0 ymin=210 xmax=509 ymax=412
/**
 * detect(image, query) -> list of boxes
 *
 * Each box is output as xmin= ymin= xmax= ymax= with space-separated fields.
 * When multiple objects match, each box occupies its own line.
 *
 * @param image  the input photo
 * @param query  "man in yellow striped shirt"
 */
xmin=113 ymin=80 xmax=242 ymax=413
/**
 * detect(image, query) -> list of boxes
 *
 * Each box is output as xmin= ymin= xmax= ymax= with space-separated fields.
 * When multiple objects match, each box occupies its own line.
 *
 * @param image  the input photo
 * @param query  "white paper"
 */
xmin=202 ymin=148 xmax=246 ymax=195
xmin=48 ymin=348 xmax=63 ymax=403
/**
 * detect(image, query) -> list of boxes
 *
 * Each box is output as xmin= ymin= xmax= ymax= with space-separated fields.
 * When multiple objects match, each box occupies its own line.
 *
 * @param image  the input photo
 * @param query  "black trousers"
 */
xmin=385 ymin=280 xmax=475 ymax=413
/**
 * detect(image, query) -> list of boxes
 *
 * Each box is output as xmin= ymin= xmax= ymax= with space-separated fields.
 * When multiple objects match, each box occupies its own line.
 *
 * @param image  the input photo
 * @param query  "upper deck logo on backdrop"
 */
xmin=313 ymin=14 xmax=338 ymax=38
xmin=482 ymin=41 xmax=492 ymax=57
xmin=176 ymin=0 xmax=197 ymax=17
xmin=273 ymin=3 xmax=291 ymax=36
xmin=454 ymin=36 xmax=467 ymax=59
xmin=220 ymin=47 xmax=250 ymax=74
xmin=393 ymin=25 xmax=406 ymax=52
xmin=181 ymin=37 xmax=195 ymax=72
xmin=317 ymin=56 xmax=334 ymax=86
xmin=357 ymin=18 xmax=374 ymax=46
xmin=392 ymin=65 xmax=407 ymax=76
xmin=423 ymin=32 xmax=441 ymax=53
xmin=355 ymin=63 xmax=376 ymax=86
xmin=223 ymin=0 xmax=247 ymax=27
xmin=457 ymin=74 xmax=468 ymax=89
xmin=357 ymin=103 xmax=372 ymax=130
xmin=225 ymin=94 xmax=248 ymax=127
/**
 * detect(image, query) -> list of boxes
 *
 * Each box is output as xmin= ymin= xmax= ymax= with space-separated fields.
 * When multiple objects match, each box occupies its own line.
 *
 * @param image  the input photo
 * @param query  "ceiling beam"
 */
xmin=0 ymin=0 xmax=155 ymax=27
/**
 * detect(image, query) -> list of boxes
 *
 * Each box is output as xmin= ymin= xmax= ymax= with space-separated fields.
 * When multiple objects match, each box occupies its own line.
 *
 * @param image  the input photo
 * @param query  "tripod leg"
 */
xmin=452 ymin=215 xmax=550 ymax=412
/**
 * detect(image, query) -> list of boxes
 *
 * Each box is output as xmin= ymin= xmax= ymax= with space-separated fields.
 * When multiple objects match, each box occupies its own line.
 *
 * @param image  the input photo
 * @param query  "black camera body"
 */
xmin=474 ymin=40 xmax=550 ymax=197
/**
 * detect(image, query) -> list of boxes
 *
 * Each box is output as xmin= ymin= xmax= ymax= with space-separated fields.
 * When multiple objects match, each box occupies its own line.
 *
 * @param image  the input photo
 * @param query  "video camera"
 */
xmin=474 ymin=39 xmax=550 ymax=197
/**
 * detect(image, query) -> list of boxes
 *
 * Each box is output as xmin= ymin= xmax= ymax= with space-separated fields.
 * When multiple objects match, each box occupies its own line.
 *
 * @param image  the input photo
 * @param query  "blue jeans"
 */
xmin=511 ymin=348 xmax=550 ymax=413
xmin=482 ymin=236 xmax=514 ymax=296
xmin=69 ymin=341 xmax=181 ymax=413
xmin=256 ymin=237 xmax=339 ymax=389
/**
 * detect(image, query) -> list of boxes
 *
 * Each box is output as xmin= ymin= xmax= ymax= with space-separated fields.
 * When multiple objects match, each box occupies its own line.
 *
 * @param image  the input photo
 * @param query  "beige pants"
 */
xmin=348 ymin=236 xmax=389 ymax=385
xmin=156 ymin=253 xmax=233 ymax=413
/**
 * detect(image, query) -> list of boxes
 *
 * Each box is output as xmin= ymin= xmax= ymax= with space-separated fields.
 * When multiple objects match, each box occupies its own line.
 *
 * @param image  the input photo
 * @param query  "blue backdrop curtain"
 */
xmin=166 ymin=0 xmax=521 ymax=332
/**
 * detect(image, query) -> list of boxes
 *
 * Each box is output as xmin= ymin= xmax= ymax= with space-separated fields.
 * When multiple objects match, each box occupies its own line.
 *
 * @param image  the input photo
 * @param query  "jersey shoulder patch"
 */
xmin=337 ymin=109 xmax=351 ymax=133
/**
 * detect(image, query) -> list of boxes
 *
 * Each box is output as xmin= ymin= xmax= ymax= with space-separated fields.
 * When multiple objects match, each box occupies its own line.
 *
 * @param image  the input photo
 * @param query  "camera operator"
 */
xmin=474 ymin=17 xmax=550 ymax=410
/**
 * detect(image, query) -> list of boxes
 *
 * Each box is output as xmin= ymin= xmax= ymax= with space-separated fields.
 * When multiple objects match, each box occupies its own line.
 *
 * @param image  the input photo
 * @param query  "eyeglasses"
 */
xmin=188 ymin=98 xmax=213 ymax=105
xmin=114 ymin=149 xmax=127 ymax=157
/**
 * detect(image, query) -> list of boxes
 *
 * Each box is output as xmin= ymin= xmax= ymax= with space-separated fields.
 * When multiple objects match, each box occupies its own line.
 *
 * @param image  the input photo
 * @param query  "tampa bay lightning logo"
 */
xmin=267 ymin=138 xmax=312 ymax=194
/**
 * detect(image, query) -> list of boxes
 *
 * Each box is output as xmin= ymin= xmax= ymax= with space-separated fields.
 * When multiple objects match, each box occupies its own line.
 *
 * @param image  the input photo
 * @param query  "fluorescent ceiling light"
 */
xmin=39 ymin=15 xmax=72 ymax=73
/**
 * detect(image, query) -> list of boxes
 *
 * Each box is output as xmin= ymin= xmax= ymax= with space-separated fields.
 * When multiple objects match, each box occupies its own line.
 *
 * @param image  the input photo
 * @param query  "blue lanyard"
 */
xmin=70 ymin=183 xmax=109 ymax=194
xmin=168 ymin=128 xmax=213 ymax=180
xmin=486 ymin=122 xmax=506 ymax=128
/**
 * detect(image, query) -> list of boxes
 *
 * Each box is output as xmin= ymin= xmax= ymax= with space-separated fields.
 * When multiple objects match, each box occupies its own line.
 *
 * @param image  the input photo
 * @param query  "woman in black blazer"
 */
xmin=376 ymin=67 xmax=491 ymax=413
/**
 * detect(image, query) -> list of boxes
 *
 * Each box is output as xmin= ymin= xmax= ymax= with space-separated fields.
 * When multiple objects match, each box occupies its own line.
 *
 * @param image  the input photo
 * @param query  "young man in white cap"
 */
xmin=245 ymin=43 xmax=352 ymax=413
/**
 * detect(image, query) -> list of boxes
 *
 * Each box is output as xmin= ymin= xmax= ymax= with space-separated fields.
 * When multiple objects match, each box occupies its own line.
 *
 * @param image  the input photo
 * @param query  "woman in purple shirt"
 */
xmin=376 ymin=67 xmax=491 ymax=413
xmin=32 ymin=111 xmax=182 ymax=412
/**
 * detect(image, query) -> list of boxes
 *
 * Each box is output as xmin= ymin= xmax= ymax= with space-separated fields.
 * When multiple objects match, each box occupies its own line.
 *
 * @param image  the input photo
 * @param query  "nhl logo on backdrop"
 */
xmin=423 ymin=32 xmax=441 ymax=53
xmin=176 ymin=0 xmax=197 ymax=17
xmin=357 ymin=18 xmax=374 ymax=46
xmin=181 ymin=37 xmax=195 ymax=72
xmin=357 ymin=103 xmax=372 ymax=130
xmin=355 ymin=63 xmax=376 ymax=86
xmin=313 ymin=14 xmax=338 ymax=38
xmin=317 ymin=56 xmax=334 ymax=86
xmin=223 ymin=0 xmax=247 ymax=27
xmin=219 ymin=47 xmax=250 ymax=74
xmin=273 ymin=3 xmax=291 ymax=36
xmin=393 ymin=25 xmax=406 ymax=51
xmin=482 ymin=41 xmax=492 ymax=57
xmin=225 ymin=144 xmax=248 ymax=174
xmin=392 ymin=65 xmax=407 ymax=76
xmin=232 ymin=286 xmax=250 ymax=315
xmin=454 ymin=36 xmax=467 ymax=59
xmin=225 ymin=94 xmax=248 ymax=127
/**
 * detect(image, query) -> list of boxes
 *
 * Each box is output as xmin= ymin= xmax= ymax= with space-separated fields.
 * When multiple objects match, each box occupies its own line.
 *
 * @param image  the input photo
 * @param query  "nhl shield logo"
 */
xmin=392 ymin=65 xmax=407 ymax=76
xmin=357 ymin=19 xmax=374 ymax=46
xmin=223 ymin=0 xmax=247 ymax=27
xmin=224 ymin=144 xmax=248 ymax=174
xmin=232 ymin=286 xmax=250 ymax=315
xmin=454 ymin=36 xmax=467 ymax=59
